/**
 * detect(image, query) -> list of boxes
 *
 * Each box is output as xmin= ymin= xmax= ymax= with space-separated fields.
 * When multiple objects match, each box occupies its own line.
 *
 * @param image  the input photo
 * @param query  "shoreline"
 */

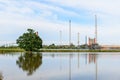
xmin=0 ymin=48 xmax=120 ymax=53
xmin=0 ymin=48 xmax=24 ymax=53
xmin=40 ymin=49 xmax=120 ymax=52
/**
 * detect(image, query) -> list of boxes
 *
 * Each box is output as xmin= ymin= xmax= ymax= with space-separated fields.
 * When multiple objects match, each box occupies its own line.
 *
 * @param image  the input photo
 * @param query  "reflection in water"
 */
xmin=0 ymin=72 xmax=3 ymax=80
xmin=88 ymin=53 xmax=98 ymax=80
xmin=68 ymin=53 xmax=98 ymax=80
xmin=16 ymin=53 xmax=42 ymax=75
xmin=42 ymin=53 xmax=99 ymax=80
xmin=88 ymin=54 xmax=97 ymax=64
xmin=69 ymin=54 xmax=72 ymax=80
xmin=78 ymin=53 xmax=79 ymax=68
xmin=1 ymin=52 xmax=120 ymax=80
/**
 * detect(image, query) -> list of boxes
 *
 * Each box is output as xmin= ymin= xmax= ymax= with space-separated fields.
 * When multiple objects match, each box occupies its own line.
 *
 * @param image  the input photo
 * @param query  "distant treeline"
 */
xmin=0 ymin=45 xmax=120 ymax=53
xmin=42 ymin=43 xmax=100 ymax=49
xmin=3 ymin=43 xmax=120 ymax=53
xmin=42 ymin=43 xmax=78 ymax=49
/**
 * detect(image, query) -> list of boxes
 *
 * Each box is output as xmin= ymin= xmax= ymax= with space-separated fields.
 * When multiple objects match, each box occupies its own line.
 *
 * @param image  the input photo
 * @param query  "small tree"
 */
xmin=16 ymin=29 xmax=42 ymax=51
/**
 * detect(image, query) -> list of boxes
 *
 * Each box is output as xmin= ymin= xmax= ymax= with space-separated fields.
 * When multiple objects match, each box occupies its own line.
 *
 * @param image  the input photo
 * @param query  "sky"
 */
xmin=0 ymin=0 xmax=120 ymax=46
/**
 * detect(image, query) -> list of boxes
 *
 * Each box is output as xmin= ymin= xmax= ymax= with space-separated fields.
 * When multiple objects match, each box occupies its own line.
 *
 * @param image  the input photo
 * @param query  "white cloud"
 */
xmin=0 ymin=0 xmax=120 ymax=45
xmin=47 ymin=0 xmax=120 ymax=15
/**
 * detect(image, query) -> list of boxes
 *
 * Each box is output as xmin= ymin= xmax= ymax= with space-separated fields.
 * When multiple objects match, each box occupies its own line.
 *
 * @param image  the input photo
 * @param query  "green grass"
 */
xmin=0 ymin=48 xmax=120 ymax=53
xmin=0 ymin=48 xmax=24 ymax=53
xmin=40 ymin=49 xmax=120 ymax=52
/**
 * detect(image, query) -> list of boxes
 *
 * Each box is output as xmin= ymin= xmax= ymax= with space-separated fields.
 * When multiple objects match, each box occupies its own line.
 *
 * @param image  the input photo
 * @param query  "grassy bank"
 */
xmin=40 ymin=49 xmax=120 ymax=52
xmin=0 ymin=48 xmax=24 ymax=53
xmin=0 ymin=48 xmax=120 ymax=53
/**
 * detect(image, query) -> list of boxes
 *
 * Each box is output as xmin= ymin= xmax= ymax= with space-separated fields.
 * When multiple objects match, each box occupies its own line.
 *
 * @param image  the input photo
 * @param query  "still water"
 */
xmin=0 ymin=52 xmax=120 ymax=80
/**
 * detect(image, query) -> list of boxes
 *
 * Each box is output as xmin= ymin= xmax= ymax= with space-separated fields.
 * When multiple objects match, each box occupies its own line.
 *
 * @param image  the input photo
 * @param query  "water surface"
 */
xmin=0 ymin=52 xmax=120 ymax=80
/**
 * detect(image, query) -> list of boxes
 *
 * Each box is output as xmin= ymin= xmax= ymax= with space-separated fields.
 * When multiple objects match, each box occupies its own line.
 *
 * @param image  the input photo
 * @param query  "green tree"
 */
xmin=48 ymin=43 xmax=56 ymax=49
xmin=16 ymin=29 xmax=42 ymax=51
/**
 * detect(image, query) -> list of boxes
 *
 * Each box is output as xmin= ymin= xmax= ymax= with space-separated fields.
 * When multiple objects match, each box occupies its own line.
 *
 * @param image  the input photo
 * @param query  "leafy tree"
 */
xmin=48 ymin=43 xmax=56 ymax=49
xmin=16 ymin=29 xmax=42 ymax=51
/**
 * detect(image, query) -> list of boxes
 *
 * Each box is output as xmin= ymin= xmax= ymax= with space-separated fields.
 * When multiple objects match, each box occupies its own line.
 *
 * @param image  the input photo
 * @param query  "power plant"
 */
xmin=88 ymin=15 xmax=100 ymax=49
xmin=68 ymin=15 xmax=100 ymax=49
xmin=1 ymin=15 xmax=120 ymax=50
xmin=66 ymin=15 xmax=120 ymax=50
xmin=89 ymin=15 xmax=97 ymax=45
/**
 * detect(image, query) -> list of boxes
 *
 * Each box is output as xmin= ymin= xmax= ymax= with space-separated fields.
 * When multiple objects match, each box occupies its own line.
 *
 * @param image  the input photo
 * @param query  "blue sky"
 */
xmin=0 ymin=0 xmax=120 ymax=45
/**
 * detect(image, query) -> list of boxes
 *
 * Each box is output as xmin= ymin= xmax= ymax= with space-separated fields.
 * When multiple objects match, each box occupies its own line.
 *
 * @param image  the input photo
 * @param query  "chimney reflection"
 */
xmin=88 ymin=53 xmax=98 ymax=80
xmin=57 ymin=53 xmax=98 ymax=80
xmin=88 ymin=53 xmax=97 ymax=64
xmin=60 ymin=54 xmax=62 ymax=70
xmin=75 ymin=53 xmax=98 ymax=80
xmin=78 ymin=53 xmax=80 ymax=69
xmin=69 ymin=53 xmax=72 ymax=80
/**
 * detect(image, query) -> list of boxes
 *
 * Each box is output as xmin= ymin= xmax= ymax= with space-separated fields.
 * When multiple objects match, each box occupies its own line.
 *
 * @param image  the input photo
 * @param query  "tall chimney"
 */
xmin=60 ymin=30 xmax=62 ymax=45
xmin=95 ymin=15 xmax=97 ymax=43
xmin=36 ymin=31 xmax=38 ymax=36
xmin=78 ymin=32 xmax=80 ymax=46
xmin=69 ymin=20 xmax=71 ymax=45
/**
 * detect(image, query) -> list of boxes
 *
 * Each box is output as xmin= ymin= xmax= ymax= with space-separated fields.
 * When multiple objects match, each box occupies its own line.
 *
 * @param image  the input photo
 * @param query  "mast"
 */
xmin=60 ymin=30 xmax=62 ymax=45
xmin=85 ymin=36 xmax=87 ymax=45
xmin=69 ymin=20 xmax=71 ymax=45
xmin=78 ymin=32 xmax=80 ymax=46
xmin=95 ymin=15 xmax=97 ymax=43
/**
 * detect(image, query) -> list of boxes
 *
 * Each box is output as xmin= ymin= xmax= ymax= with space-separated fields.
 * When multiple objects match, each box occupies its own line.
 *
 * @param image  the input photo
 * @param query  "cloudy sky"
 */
xmin=0 ymin=0 xmax=120 ymax=45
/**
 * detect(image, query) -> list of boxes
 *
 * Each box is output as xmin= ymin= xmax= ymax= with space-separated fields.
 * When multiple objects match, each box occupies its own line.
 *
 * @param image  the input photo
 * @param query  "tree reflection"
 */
xmin=16 ymin=53 xmax=42 ymax=75
xmin=0 ymin=72 xmax=3 ymax=80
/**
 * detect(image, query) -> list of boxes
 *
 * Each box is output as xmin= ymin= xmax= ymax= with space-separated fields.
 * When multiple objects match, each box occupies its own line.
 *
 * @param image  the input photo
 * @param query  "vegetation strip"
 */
xmin=0 ymin=48 xmax=120 ymax=53
xmin=0 ymin=48 xmax=24 ymax=53
xmin=40 ymin=49 xmax=120 ymax=52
